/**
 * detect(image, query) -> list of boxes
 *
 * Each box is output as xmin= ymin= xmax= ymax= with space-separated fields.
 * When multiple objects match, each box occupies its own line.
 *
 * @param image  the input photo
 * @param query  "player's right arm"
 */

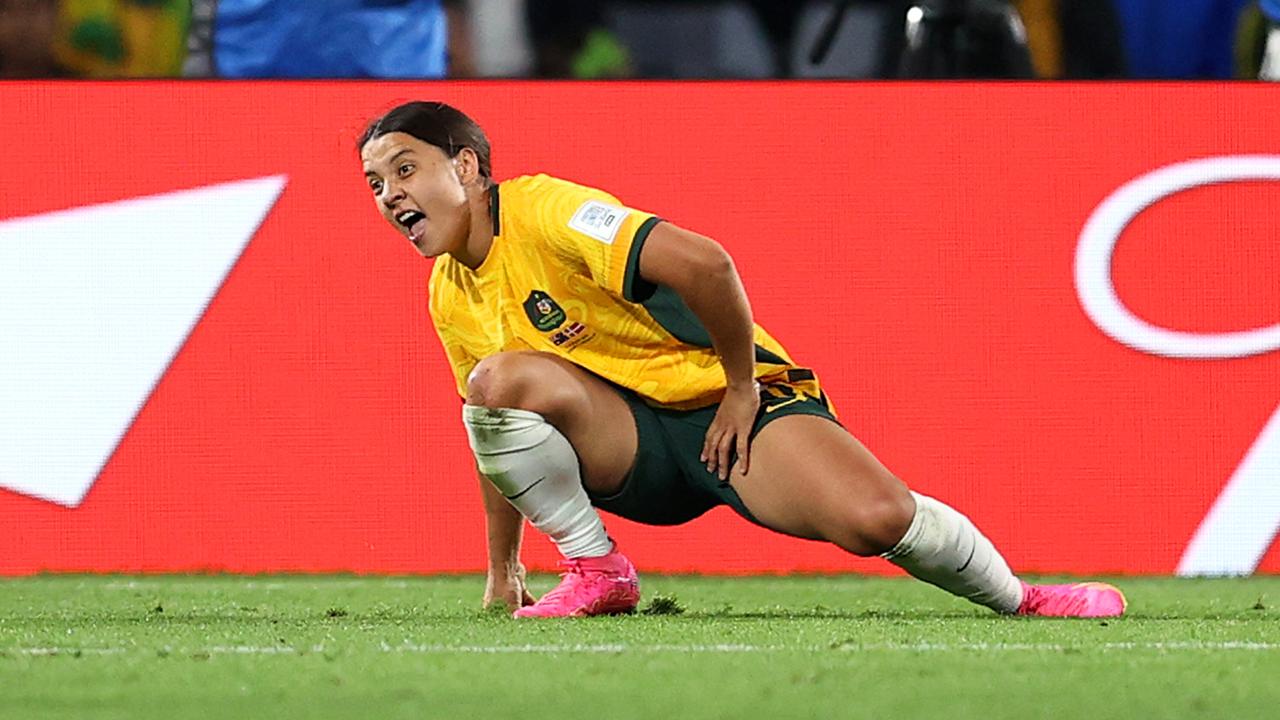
xmin=459 ymin=361 xmax=534 ymax=609
xmin=478 ymin=470 xmax=535 ymax=610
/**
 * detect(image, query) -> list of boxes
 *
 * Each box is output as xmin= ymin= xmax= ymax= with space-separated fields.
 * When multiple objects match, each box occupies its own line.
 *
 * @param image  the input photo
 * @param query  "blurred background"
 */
xmin=2 ymin=0 xmax=1280 ymax=81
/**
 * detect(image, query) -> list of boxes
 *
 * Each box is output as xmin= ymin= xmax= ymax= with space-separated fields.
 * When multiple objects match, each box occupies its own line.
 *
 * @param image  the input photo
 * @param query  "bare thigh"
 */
xmin=728 ymin=415 xmax=914 ymax=555
xmin=466 ymin=351 xmax=638 ymax=496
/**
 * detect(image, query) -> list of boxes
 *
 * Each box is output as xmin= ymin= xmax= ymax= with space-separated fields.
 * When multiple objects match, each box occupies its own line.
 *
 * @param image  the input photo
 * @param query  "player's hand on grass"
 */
xmin=484 ymin=563 xmax=536 ymax=611
xmin=702 ymin=381 xmax=760 ymax=481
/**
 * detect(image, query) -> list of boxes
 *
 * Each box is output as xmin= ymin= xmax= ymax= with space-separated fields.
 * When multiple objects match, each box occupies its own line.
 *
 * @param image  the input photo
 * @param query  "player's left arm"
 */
xmin=637 ymin=222 xmax=759 ymax=480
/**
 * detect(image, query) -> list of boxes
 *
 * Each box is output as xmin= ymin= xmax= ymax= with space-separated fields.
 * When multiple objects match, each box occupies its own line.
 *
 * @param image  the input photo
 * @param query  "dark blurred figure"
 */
xmin=1110 ymin=0 xmax=1250 ymax=78
xmin=1014 ymin=0 xmax=1126 ymax=77
xmin=873 ymin=0 xmax=1035 ymax=77
xmin=527 ymin=0 xmax=630 ymax=77
xmin=1232 ymin=1 xmax=1268 ymax=77
xmin=599 ymin=2 xmax=776 ymax=78
xmin=845 ymin=0 xmax=1123 ymax=78
xmin=746 ymin=0 xmax=802 ymax=77
xmin=0 ymin=0 xmax=60 ymax=77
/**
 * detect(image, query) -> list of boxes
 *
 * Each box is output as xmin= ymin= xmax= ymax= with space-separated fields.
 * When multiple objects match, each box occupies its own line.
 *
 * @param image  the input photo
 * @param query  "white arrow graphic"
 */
xmin=0 ymin=175 xmax=287 ymax=507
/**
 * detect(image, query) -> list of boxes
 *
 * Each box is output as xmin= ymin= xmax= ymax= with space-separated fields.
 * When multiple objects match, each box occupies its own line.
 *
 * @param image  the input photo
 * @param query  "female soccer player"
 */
xmin=358 ymin=101 xmax=1126 ymax=619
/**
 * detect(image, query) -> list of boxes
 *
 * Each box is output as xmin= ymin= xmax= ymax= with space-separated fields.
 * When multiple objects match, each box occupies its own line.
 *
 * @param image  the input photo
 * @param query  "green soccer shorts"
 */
xmin=587 ymin=379 xmax=840 ymax=527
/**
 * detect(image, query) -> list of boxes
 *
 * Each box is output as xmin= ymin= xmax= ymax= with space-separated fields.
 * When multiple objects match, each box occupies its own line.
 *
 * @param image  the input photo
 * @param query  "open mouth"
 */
xmin=395 ymin=209 xmax=428 ymax=243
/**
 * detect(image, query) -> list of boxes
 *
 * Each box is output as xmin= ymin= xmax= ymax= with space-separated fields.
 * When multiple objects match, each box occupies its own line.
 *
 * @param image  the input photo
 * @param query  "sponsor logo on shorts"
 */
xmin=523 ymin=290 xmax=566 ymax=331
xmin=764 ymin=395 xmax=805 ymax=414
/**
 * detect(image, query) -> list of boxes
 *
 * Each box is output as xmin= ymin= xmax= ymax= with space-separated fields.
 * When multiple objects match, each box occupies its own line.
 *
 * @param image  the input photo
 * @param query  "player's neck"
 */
xmin=451 ymin=185 xmax=496 ymax=271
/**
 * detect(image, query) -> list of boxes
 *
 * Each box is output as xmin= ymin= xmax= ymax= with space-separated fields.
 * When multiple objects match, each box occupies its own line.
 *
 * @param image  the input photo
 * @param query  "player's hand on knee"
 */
xmin=483 ymin=563 xmax=536 ymax=610
xmin=701 ymin=382 xmax=760 ymax=481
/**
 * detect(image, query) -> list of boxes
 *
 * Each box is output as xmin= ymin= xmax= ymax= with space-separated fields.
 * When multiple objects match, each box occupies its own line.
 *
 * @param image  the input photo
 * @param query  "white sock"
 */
xmin=462 ymin=405 xmax=613 ymax=559
xmin=881 ymin=492 xmax=1024 ymax=613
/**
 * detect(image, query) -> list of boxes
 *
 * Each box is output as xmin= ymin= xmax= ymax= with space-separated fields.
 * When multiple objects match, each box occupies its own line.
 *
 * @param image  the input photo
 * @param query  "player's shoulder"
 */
xmin=499 ymin=173 xmax=620 ymax=211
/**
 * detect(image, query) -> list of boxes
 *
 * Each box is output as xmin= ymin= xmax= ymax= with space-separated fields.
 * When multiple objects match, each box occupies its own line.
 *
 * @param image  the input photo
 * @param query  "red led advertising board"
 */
xmin=1 ymin=82 xmax=1277 ymax=576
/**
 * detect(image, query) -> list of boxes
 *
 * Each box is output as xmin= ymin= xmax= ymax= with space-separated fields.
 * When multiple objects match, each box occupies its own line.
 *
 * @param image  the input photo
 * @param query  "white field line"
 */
xmin=9 ymin=641 xmax=1280 ymax=657
xmin=98 ymin=580 xmax=414 ymax=590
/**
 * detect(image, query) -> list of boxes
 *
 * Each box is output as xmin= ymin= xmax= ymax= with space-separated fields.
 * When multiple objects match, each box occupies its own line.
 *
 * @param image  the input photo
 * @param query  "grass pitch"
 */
xmin=1 ymin=575 xmax=1278 ymax=719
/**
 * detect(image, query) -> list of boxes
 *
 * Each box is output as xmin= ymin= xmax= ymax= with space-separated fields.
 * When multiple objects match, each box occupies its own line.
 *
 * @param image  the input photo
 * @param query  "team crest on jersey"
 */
xmin=523 ymin=290 xmax=566 ymax=331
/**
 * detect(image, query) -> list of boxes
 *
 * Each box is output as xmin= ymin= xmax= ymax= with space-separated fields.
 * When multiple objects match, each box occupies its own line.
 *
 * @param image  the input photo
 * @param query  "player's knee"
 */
xmin=466 ymin=352 xmax=540 ymax=408
xmin=465 ymin=351 xmax=581 ymax=420
xmin=831 ymin=482 xmax=916 ymax=557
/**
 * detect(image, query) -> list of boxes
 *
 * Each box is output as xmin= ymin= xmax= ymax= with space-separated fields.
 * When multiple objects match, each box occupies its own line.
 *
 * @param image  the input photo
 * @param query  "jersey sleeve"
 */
xmin=534 ymin=180 xmax=662 ymax=303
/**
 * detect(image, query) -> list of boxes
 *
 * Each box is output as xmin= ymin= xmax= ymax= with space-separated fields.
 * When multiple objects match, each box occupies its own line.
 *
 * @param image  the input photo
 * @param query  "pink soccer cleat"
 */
xmin=513 ymin=549 xmax=641 ymax=618
xmin=1017 ymin=581 xmax=1128 ymax=618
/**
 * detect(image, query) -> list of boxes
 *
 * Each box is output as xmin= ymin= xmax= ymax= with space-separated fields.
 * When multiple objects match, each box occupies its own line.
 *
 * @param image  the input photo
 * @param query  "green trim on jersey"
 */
xmin=641 ymin=286 xmax=791 ymax=367
xmin=623 ymin=216 xmax=662 ymax=302
xmin=642 ymin=285 xmax=710 ymax=345
xmin=489 ymin=182 xmax=502 ymax=235
xmin=620 ymin=214 xmax=791 ymax=368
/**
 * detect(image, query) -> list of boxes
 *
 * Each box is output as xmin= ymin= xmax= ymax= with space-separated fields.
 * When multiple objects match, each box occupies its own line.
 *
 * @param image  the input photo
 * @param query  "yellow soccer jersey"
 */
xmin=428 ymin=174 xmax=824 ymax=410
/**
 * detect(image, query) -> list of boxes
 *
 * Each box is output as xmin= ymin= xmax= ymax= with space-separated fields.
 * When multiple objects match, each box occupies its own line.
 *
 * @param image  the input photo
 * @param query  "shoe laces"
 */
xmin=532 ymin=559 xmax=592 ymax=606
xmin=558 ymin=558 xmax=586 ymax=575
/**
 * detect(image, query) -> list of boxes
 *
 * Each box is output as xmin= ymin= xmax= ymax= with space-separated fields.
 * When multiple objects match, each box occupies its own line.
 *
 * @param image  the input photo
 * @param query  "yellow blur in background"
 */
xmin=53 ymin=0 xmax=189 ymax=77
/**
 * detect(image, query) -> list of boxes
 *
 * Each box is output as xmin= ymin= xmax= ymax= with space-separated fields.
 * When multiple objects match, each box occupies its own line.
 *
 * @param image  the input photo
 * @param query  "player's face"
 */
xmin=361 ymin=132 xmax=470 ymax=258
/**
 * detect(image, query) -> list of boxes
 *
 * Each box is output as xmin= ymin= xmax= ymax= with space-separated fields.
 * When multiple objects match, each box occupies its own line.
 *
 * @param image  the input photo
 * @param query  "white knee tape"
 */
xmin=463 ymin=405 xmax=570 ymax=498
xmin=462 ymin=404 xmax=612 ymax=559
